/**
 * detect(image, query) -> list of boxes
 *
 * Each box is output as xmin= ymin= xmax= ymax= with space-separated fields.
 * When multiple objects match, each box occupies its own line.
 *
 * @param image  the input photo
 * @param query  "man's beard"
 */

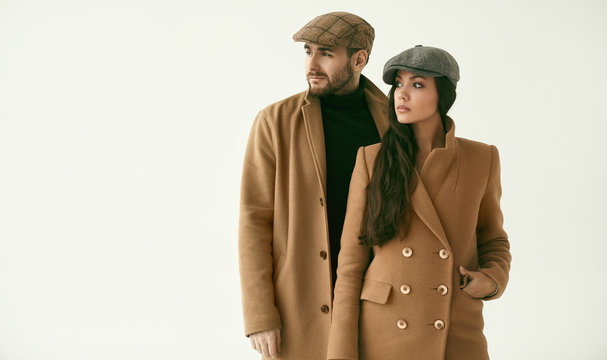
xmin=307 ymin=64 xmax=354 ymax=96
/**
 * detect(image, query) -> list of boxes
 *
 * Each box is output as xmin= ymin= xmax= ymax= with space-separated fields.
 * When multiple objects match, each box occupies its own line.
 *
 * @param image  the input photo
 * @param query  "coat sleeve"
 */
xmin=238 ymin=110 xmax=281 ymax=336
xmin=477 ymin=145 xmax=512 ymax=300
xmin=327 ymin=147 xmax=372 ymax=360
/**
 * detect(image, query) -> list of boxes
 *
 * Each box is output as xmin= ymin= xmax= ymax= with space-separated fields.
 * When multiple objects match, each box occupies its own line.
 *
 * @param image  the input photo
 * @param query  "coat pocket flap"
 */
xmin=360 ymin=279 xmax=392 ymax=304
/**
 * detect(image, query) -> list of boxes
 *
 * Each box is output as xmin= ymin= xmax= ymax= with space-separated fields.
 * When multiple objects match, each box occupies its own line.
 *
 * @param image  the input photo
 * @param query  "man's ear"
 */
xmin=352 ymin=49 xmax=369 ymax=70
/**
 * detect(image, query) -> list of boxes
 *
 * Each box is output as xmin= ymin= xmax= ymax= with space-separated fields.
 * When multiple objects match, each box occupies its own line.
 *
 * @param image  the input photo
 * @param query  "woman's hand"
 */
xmin=250 ymin=328 xmax=281 ymax=359
xmin=459 ymin=266 xmax=498 ymax=299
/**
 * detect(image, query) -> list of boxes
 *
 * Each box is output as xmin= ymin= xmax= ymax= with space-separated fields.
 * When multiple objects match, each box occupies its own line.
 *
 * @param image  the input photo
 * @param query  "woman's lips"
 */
xmin=397 ymin=105 xmax=411 ymax=112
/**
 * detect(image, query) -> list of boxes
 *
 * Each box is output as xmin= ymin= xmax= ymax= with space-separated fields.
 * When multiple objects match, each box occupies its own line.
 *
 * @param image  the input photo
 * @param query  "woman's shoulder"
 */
xmin=456 ymin=136 xmax=491 ymax=148
xmin=362 ymin=142 xmax=382 ymax=154
xmin=362 ymin=142 xmax=382 ymax=165
xmin=456 ymin=137 xmax=500 ymax=169
xmin=456 ymin=136 xmax=499 ymax=153
xmin=354 ymin=143 xmax=382 ymax=178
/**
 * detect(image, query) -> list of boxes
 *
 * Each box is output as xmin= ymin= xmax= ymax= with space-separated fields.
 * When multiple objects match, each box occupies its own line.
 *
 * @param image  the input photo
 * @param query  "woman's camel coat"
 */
xmin=327 ymin=119 xmax=511 ymax=360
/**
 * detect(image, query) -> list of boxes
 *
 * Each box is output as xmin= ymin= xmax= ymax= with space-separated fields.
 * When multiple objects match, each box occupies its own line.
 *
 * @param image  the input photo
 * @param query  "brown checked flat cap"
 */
xmin=293 ymin=12 xmax=375 ymax=54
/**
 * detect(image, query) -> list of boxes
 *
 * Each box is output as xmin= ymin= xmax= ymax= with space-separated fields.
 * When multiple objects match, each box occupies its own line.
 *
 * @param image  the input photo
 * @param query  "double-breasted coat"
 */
xmin=239 ymin=76 xmax=389 ymax=360
xmin=327 ymin=119 xmax=511 ymax=360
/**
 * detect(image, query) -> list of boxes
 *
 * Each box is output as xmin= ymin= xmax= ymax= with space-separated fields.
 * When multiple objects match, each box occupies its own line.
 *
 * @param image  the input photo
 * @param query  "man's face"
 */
xmin=304 ymin=43 xmax=355 ymax=96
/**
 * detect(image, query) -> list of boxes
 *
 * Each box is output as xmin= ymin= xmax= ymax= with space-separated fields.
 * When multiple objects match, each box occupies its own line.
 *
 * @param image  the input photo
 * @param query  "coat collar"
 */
xmin=410 ymin=116 xmax=459 ymax=249
xmin=362 ymin=76 xmax=390 ymax=139
xmin=301 ymin=75 xmax=388 ymax=196
xmin=443 ymin=116 xmax=457 ymax=150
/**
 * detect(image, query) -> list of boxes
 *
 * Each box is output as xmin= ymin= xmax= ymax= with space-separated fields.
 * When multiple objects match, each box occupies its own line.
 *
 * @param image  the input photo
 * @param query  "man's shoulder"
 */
xmin=258 ymin=90 xmax=308 ymax=120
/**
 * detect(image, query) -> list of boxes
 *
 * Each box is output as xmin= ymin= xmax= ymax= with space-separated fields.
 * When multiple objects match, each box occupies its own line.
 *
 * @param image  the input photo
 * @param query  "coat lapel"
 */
xmin=302 ymin=94 xmax=327 ymax=196
xmin=301 ymin=76 xmax=389 ymax=198
xmin=411 ymin=174 xmax=449 ymax=248
xmin=420 ymin=149 xmax=459 ymax=194
xmin=410 ymin=117 xmax=459 ymax=248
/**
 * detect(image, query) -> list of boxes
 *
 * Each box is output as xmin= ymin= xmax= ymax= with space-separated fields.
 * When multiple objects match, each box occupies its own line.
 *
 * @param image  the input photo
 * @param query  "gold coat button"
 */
xmin=397 ymin=319 xmax=408 ymax=329
xmin=434 ymin=320 xmax=445 ymax=330
xmin=439 ymin=249 xmax=449 ymax=259
xmin=437 ymin=284 xmax=448 ymax=295
xmin=402 ymin=247 xmax=413 ymax=257
xmin=400 ymin=284 xmax=411 ymax=295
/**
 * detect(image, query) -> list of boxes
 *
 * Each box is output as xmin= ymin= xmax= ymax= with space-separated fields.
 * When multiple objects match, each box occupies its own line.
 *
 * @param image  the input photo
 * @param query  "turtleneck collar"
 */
xmin=319 ymin=76 xmax=367 ymax=111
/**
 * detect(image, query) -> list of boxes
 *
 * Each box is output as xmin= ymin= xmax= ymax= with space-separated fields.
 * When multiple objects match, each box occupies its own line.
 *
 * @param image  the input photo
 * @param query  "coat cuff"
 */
xmin=479 ymin=263 xmax=508 ymax=300
xmin=244 ymin=312 xmax=282 ymax=337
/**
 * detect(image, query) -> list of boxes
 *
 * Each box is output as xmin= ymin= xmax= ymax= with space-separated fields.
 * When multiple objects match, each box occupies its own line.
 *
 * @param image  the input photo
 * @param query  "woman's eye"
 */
xmin=395 ymin=82 xmax=402 ymax=87
xmin=413 ymin=83 xmax=423 ymax=88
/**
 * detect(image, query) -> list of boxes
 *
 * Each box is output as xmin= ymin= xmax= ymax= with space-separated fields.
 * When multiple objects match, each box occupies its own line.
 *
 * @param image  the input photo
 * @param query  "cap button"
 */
xmin=415 ymin=44 xmax=423 ymax=47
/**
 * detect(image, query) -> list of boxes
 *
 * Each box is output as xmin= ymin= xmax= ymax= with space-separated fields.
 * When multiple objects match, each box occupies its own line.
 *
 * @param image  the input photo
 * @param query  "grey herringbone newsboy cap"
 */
xmin=293 ymin=12 xmax=375 ymax=54
xmin=383 ymin=45 xmax=460 ymax=87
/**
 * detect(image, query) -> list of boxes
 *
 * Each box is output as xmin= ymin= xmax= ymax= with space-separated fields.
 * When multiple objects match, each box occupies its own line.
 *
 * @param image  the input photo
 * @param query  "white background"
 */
xmin=1 ymin=0 xmax=606 ymax=359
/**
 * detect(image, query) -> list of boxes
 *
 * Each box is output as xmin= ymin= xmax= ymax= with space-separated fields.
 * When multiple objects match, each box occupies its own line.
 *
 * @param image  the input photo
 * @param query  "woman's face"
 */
xmin=393 ymin=70 xmax=440 ymax=125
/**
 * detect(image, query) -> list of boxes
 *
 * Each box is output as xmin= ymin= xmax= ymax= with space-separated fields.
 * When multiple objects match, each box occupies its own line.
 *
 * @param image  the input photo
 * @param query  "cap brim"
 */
xmin=382 ymin=65 xmax=445 ymax=85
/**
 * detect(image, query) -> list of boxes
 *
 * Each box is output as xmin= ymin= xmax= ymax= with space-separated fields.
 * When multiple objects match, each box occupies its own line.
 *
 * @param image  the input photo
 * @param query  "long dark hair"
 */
xmin=359 ymin=76 xmax=456 ymax=247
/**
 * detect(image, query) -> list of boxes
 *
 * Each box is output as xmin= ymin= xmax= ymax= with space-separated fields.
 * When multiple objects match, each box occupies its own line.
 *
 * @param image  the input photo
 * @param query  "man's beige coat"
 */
xmin=239 ymin=76 xmax=389 ymax=360
xmin=327 ymin=119 xmax=511 ymax=360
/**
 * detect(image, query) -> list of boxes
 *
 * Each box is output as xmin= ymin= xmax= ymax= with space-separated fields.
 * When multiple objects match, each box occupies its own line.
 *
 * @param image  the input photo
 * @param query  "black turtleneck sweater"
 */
xmin=320 ymin=77 xmax=381 ymax=289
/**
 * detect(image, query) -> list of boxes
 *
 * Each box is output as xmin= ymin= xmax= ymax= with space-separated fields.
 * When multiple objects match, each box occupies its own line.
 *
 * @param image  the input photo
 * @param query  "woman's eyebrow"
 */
xmin=396 ymin=74 xmax=427 ymax=81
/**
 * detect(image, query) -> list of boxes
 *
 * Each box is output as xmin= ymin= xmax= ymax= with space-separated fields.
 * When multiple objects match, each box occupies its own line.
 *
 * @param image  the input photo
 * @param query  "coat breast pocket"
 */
xmin=360 ymin=278 xmax=392 ymax=304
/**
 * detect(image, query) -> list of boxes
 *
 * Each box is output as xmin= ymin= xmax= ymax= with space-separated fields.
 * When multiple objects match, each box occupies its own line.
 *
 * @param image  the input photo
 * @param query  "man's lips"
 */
xmin=307 ymin=73 xmax=327 ymax=81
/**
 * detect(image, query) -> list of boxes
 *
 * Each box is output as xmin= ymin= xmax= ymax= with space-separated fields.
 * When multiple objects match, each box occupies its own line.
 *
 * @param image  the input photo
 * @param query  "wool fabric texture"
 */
xmin=293 ymin=11 xmax=375 ymax=54
xmin=383 ymin=45 xmax=460 ymax=86
xmin=239 ymin=75 xmax=389 ymax=360
xmin=327 ymin=118 xmax=511 ymax=360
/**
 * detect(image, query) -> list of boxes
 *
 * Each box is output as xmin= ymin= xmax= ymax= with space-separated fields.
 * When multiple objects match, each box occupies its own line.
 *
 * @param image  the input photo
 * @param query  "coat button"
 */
xmin=402 ymin=247 xmax=413 ymax=257
xmin=320 ymin=305 xmax=330 ymax=314
xmin=439 ymin=249 xmax=449 ymax=259
xmin=434 ymin=320 xmax=445 ymax=330
xmin=320 ymin=251 xmax=327 ymax=260
xmin=437 ymin=284 xmax=448 ymax=295
xmin=397 ymin=319 xmax=408 ymax=329
xmin=400 ymin=284 xmax=411 ymax=295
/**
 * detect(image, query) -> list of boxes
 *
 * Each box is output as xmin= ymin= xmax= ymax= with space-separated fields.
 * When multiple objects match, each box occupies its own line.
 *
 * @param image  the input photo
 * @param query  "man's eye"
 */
xmin=321 ymin=52 xmax=332 ymax=57
xmin=305 ymin=50 xmax=312 ymax=55
xmin=395 ymin=81 xmax=402 ymax=87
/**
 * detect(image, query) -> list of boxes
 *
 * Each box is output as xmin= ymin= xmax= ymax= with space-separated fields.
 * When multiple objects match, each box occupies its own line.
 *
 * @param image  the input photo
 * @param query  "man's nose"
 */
xmin=306 ymin=54 xmax=320 ymax=71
